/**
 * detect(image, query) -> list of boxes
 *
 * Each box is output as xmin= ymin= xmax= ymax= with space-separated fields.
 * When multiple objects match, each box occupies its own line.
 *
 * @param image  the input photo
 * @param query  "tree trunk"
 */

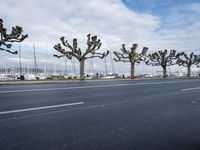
xmin=162 ymin=66 xmax=167 ymax=78
xmin=187 ymin=66 xmax=191 ymax=77
xmin=131 ymin=62 xmax=135 ymax=79
xmin=79 ymin=59 xmax=85 ymax=80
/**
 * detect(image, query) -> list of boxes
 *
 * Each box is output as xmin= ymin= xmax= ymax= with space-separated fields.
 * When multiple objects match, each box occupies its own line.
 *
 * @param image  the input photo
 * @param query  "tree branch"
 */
xmin=113 ymin=43 xmax=148 ymax=63
xmin=54 ymin=33 xmax=108 ymax=62
xmin=177 ymin=52 xmax=200 ymax=67
xmin=85 ymin=50 xmax=109 ymax=60
xmin=0 ymin=18 xmax=28 ymax=54
xmin=0 ymin=47 xmax=17 ymax=54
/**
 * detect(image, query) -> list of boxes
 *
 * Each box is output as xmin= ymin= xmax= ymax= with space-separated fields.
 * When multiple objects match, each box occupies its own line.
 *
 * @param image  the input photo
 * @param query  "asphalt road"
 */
xmin=0 ymin=78 xmax=200 ymax=150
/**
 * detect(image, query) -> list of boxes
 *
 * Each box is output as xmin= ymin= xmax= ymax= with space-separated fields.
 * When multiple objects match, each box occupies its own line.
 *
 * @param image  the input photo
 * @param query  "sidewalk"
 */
xmin=0 ymin=77 xmax=199 ymax=85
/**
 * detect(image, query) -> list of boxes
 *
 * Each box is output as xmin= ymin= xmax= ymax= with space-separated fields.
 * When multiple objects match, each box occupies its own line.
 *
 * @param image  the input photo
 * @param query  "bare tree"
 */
xmin=177 ymin=52 xmax=200 ymax=77
xmin=54 ymin=34 xmax=109 ymax=80
xmin=0 ymin=18 xmax=28 ymax=54
xmin=146 ymin=49 xmax=182 ymax=78
xmin=113 ymin=43 xmax=148 ymax=79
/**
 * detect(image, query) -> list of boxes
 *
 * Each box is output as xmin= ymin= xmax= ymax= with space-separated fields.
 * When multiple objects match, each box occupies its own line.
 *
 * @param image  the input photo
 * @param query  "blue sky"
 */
xmin=123 ymin=0 xmax=200 ymax=29
xmin=0 ymin=0 xmax=200 ymax=74
xmin=123 ymin=0 xmax=198 ymax=10
xmin=122 ymin=0 xmax=199 ymax=16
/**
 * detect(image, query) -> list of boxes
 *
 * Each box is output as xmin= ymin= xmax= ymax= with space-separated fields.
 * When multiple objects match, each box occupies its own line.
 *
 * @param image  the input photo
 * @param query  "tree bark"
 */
xmin=131 ymin=62 xmax=135 ymax=79
xmin=187 ymin=66 xmax=191 ymax=77
xmin=162 ymin=66 xmax=167 ymax=78
xmin=80 ymin=59 xmax=85 ymax=80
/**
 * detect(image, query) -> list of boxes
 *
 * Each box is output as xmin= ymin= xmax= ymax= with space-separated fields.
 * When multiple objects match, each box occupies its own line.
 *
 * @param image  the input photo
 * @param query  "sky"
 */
xmin=0 ymin=0 xmax=200 ymax=74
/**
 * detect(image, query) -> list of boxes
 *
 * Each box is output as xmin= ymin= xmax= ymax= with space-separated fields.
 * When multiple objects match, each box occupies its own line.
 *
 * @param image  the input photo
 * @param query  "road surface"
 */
xmin=0 ymin=78 xmax=200 ymax=150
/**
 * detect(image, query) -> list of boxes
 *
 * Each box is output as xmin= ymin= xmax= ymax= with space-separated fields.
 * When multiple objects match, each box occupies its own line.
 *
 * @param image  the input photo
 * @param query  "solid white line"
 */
xmin=181 ymin=87 xmax=200 ymax=91
xmin=0 ymin=79 xmax=199 ymax=94
xmin=0 ymin=102 xmax=84 ymax=115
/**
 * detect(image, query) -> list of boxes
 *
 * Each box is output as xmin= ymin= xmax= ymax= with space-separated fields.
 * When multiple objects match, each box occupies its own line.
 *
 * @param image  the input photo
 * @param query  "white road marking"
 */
xmin=0 ymin=99 xmax=140 ymax=120
xmin=0 ymin=102 xmax=84 ymax=115
xmin=0 ymin=79 xmax=199 ymax=94
xmin=181 ymin=87 xmax=200 ymax=91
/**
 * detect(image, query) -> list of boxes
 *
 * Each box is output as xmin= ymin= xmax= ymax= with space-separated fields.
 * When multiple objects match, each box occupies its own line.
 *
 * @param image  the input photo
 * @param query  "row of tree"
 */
xmin=1 ymin=19 xmax=200 ymax=80
xmin=114 ymin=44 xmax=200 ymax=78
xmin=54 ymin=34 xmax=200 ymax=80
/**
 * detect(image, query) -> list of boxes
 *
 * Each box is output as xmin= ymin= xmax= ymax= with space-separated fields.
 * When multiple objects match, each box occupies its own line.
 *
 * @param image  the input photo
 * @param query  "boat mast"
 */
xmin=18 ymin=44 xmax=22 ymax=76
xmin=104 ymin=56 xmax=108 ymax=75
xmin=33 ymin=44 xmax=38 ymax=75
xmin=64 ymin=57 xmax=67 ymax=75
xmin=90 ymin=58 xmax=94 ymax=74
xmin=110 ymin=50 xmax=114 ymax=73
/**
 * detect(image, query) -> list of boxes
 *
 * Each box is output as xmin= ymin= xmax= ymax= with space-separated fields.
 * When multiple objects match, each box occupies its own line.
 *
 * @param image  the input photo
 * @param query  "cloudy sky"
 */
xmin=0 ymin=0 xmax=200 ymax=74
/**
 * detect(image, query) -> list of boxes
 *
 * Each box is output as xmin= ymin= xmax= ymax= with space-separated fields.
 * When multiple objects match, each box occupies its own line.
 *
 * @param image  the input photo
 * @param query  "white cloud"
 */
xmin=0 ymin=0 xmax=200 ymax=75
xmin=0 ymin=0 xmax=160 ymax=47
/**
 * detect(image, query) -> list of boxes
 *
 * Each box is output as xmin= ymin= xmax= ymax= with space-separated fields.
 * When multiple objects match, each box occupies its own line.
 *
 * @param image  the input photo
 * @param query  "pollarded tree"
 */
xmin=177 ymin=52 xmax=200 ymax=77
xmin=146 ymin=49 xmax=182 ymax=78
xmin=54 ymin=34 xmax=109 ymax=80
xmin=113 ymin=43 xmax=148 ymax=79
xmin=0 ymin=18 xmax=28 ymax=54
